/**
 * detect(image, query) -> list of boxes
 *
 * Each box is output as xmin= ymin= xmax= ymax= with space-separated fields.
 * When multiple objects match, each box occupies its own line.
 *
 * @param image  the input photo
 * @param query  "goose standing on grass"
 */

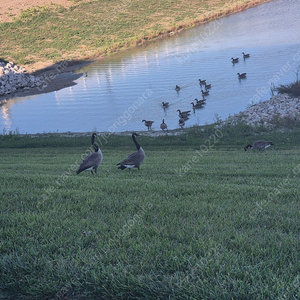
xmin=244 ymin=140 xmax=274 ymax=151
xmin=117 ymin=133 xmax=145 ymax=170
xmin=242 ymin=52 xmax=250 ymax=58
xmin=237 ymin=72 xmax=247 ymax=79
xmin=142 ymin=119 xmax=154 ymax=131
xmin=76 ymin=133 xmax=103 ymax=175
xmin=160 ymin=119 xmax=168 ymax=131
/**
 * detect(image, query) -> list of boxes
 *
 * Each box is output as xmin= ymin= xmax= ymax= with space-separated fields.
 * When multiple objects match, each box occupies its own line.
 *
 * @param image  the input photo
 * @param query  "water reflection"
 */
xmin=1 ymin=105 xmax=11 ymax=130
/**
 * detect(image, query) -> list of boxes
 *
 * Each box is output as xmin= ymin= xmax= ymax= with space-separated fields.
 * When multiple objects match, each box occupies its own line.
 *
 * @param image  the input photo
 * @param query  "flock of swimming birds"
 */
xmin=76 ymin=52 xmax=275 ymax=175
xmin=76 ymin=132 xmax=274 ymax=175
xmin=141 ymin=52 xmax=250 ymax=132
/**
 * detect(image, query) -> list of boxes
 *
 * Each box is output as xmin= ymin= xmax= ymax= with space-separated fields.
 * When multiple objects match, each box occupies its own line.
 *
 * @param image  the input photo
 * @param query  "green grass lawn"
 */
xmin=0 ymin=128 xmax=300 ymax=299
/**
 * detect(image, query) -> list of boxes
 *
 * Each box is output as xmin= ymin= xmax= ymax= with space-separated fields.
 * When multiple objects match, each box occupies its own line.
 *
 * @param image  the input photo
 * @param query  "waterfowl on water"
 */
xmin=191 ymin=102 xmax=204 ymax=111
xmin=175 ymin=85 xmax=181 ymax=91
xmin=244 ymin=140 xmax=274 ymax=151
xmin=198 ymin=79 xmax=206 ymax=85
xmin=142 ymin=119 xmax=154 ymax=131
xmin=117 ymin=133 xmax=145 ymax=170
xmin=179 ymin=115 xmax=189 ymax=121
xmin=201 ymin=89 xmax=209 ymax=96
xmin=204 ymin=83 xmax=211 ymax=90
xmin=177 ymin=109 xmax=191 ymax=118
xmin=194 ymin=98 xmax=206 ymax=105
xmin=76 ymin=133 xmax=103 ymax=175
xmin=242 ymin=52 xmax=250 ymax=58
xmin=160 ymin=119 xmax=168 ymax=131
xmin=162 ymin=101 xmax=169 ymax=109
xmin=231 ymin=57 xmax=239 ymax=63
xmin=237 ymin=72 xmax=247 ymax=79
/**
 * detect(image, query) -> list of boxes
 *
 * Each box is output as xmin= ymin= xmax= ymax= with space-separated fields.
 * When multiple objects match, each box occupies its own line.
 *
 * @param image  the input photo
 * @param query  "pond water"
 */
xmin=1 ymin=0 xmax=300 ymax=134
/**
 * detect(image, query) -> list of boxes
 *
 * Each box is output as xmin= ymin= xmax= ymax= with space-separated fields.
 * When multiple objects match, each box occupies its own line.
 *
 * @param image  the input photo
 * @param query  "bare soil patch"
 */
xmin=0 ymin=0 xmax=71 ymax=23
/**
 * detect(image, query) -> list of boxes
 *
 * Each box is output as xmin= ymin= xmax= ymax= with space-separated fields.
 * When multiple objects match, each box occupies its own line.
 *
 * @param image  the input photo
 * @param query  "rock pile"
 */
xmin=0 ymin=61 xmax=44 ymax=97
xmin=226 ymin=93 xmax=300 ymax=127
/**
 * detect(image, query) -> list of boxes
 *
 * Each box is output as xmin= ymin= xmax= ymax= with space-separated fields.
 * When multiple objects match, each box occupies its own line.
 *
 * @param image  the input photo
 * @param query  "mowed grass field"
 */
xmin=0 ymin=127 xmax=300 ymax=299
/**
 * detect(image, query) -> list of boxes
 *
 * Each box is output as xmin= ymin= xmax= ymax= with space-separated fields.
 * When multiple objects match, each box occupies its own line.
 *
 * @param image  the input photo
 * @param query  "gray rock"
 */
xmin=0 ymin=61 xmax=45 ymax=96
xmin=225 ymin=94 xmax=300 ymax=127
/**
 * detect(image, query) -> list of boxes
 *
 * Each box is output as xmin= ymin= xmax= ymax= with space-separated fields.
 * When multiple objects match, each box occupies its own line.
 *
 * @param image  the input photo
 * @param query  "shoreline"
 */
xmin=0 ymin=60 xmax=92 ymax=103
xmin=0 ymin=0 xmax=274 ymax=103
xmin=3 ymin=93 xmax=299 ymax=137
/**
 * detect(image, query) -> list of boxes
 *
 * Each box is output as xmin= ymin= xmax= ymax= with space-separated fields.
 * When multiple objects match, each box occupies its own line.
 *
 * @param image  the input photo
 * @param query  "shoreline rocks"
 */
xmin=0 ymin=61 xmax=44 ymax=97
xmin=226 ymin=93 xmax=300 ymax=127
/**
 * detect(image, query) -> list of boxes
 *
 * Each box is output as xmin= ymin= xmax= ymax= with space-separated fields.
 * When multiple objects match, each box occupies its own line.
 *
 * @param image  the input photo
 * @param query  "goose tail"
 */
xmin=117 ymin=165 xmax=126 ymax=170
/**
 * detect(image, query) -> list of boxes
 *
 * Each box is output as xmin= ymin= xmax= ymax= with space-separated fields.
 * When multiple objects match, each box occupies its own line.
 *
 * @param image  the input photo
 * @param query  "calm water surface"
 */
xmin=1 ymin=0 xmax=300 ymax=134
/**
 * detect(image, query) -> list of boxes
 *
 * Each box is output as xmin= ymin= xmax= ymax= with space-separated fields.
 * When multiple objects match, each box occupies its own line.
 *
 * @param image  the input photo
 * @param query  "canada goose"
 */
xmin=231 ymin=57 xmax=239 ymax=63
xmin=204 ymin=83 xmax=211 ymax=90
xmin=177 ymin=109 xmax=191 ymax=118
xmin=117 ymin=133 xmax=145 ymax=170
xmin=191 ymin=102 xmax=204 ymax=111
xmin=237 ymin=72 xmax=247 ymax=79
xmin=201 ymin=90 xmax=209 ymax=96
xmin=244 ymin=140 xmax=274 ymax=151
xmin=160 ymin=119 xmax=168 ymax=131
xmin=198 ymin=79 xmax=206 ymax=85
xmin=194 ymin=98 xmax=206 ymax=105
xmin=180 ymin=115 xmax=189 ymax=121
xmin=179 ymin=118 xmax=185 ymax=128
xmin=242 ymin=52 xmax=250 ymax=58
xmin=76 ymin=133 xmax=103 ymax=175
xmin=175 ymin=85 xmax=180 ymax=91
xmin=162 ymin=101 xmax=169 ymax=109
xmin=142 ymin=119 xmax=154 ymax=130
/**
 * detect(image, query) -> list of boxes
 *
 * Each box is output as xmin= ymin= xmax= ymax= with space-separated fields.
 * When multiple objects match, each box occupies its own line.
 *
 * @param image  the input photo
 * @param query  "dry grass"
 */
xmin=0 ymin=0 xmax=273 ymax=72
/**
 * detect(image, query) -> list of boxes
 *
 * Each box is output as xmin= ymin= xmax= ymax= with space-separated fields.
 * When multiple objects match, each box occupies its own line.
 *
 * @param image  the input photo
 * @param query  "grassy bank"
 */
xmin=0 ymin=0 xmax=273 ymax=71
xmin=1 ymin=125 xmax=300 ymax=299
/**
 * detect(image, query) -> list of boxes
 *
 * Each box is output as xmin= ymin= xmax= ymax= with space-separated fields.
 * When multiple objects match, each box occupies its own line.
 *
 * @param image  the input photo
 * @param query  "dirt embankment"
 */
xmin=0 ymin=0 xmax=71 ymax=23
